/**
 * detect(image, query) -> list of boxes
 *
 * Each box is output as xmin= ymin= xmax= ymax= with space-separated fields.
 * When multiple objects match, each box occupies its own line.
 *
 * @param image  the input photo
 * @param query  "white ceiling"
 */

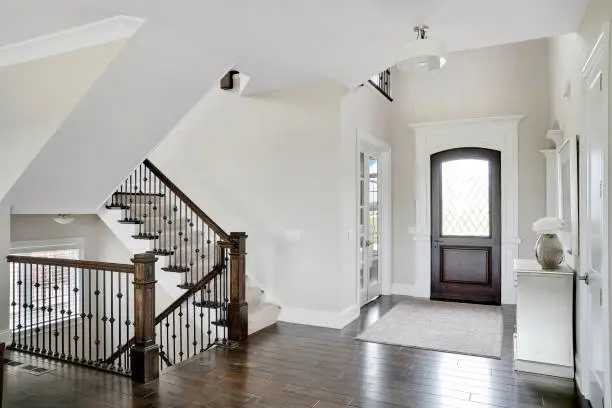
xmin=0 ymin=0 xmax=589 ymax=90
xmin=1 ymin=0 xmax=588 ymax=214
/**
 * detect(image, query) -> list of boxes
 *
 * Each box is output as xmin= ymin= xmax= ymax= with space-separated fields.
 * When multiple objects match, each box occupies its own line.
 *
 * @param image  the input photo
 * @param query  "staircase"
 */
xmin=102 ymin=159 xmax=279 ymax=368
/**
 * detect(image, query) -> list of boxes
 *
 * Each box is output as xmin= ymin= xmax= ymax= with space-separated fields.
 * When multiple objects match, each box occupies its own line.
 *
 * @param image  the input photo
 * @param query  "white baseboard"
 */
xmin=0 ymin=328 xmax=11 ymax=344
xmin=515 ymin=359 xmax=574 ymax=379
xmin=574 ymin=355 xmax=585 ymax=394
xmin=278 ymin=304 xmax=360 ymax=329
xmin=391 ymin=283 xmax=429 ymax=298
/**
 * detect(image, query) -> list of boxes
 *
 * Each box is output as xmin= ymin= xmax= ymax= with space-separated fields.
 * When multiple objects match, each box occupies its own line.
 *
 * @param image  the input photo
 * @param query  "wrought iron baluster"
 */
xmin=66 ymin=265 xmax=72 ymax=359
xmin=54 ymin=265 xmax=59 ymax=356
xmin=165 ymin=316 xmax=170 ymax=366
xmin=129 ymin=173 xmax=134 ymax=222
xmin=189 ymin=209 xmax=194 ymax=284
xmin=110 ymin=272 xmax=116 ymax=369
xmin=117 ymin=272 xmax=123 ymax=372
xmin=10 ymin=262 xmax=14 ymax=347
xmin=172 ymin=311 xmax=176 ymax=364
xmin=81 ymin=267 xmax=86 ymax=362
xmin=88 ymin=268 xmax=93 ymax=364
xmin=17 ymin=262 xmax=22 ymax=349
xmin=124 ymin=272 xmax=131 ymax=372
xmin=148 ymin=167 xmax=152 ymax=239
xmin=41 ymin=264 xmax=46 ymax=354
xmin=34 ymin=263 xmax=40 ymax=352
xmin=205 ymin=283 xmax=211 ymax=348
xmin=47 ymin=264 xmax=53 ymax=355
xmin=185 ymin=296 xmax=190 ymax=359
xmin=95 ymin=269 xmax=100 ymax=364
xmin=178 ymin=197 xmax=182 ymax=271
xmin=102 ymin=267 xmax=107 ymax=363
xmin=223 ymin=249 xmax=229 ymax=344
xmin=214 ymin=274 xmax=219 ymax=343
xmin=178 ymin=304 xmax=183 ymax=362
xmin=72 ymin=267 xmax=79 ymax=361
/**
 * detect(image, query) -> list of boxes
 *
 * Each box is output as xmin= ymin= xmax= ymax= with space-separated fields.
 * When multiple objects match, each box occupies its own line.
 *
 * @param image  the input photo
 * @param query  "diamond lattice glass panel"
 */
xmin=441 ymin=159 xmax=490 ymax=236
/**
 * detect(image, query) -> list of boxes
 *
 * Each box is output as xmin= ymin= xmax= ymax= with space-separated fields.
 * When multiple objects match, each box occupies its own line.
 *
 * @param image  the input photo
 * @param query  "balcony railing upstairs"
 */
xmin=368 ymin=69 xmax=393 ymax=102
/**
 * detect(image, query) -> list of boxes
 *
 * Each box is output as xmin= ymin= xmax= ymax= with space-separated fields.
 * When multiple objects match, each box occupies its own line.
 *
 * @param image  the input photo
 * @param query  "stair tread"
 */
xmin=193 ymin=300 xmax=223 ymax=309
xmin=114 ymin=191 xmax=165 ymax=197
xmin=161 ymin=265 xmax=190 ymax=273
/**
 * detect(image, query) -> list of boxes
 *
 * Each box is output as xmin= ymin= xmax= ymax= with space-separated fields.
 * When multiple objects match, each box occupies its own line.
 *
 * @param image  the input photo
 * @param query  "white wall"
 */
xmin=10 ymin=214 xmax=131 ymax=263
xmin=148 ymin=81 xmax=392 ymax=328
xmin=0 ymin=197 xmax=10 ymax=344
xmin=391 ymin=39 xmax=551 ymax=290
xmin=548 ymin=0 xmax=612 ymax=398
xmin=0 ymin=40 xmax=126 ymax=204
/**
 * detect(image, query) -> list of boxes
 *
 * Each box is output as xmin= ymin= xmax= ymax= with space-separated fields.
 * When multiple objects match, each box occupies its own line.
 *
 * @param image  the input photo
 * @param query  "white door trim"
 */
xmin=578 ymin=21 xmax=611 ymax=406
xmin=408 ymin=115 xmax=523 ymax=304
xmin=356 ymin=129 xmax=392 ymax=301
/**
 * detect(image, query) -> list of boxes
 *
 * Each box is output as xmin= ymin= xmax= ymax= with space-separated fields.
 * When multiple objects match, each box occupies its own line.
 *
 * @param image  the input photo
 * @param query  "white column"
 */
xmin=0 ymin=197 xmax=10 ymax=344
xmin=540 ymin=149 xmax=559 ymax=217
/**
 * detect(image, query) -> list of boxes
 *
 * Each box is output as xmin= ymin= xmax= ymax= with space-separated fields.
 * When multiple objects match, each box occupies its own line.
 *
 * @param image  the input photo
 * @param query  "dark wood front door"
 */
xmin=431 ymin=148 xmax=501 ymax=304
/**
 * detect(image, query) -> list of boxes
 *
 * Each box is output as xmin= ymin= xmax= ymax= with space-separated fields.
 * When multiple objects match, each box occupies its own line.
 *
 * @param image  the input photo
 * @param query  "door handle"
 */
xmin=578 ymin=273 xmax=590 ymax=285
xmin=432 ymin=239 xmax=441 ymax=249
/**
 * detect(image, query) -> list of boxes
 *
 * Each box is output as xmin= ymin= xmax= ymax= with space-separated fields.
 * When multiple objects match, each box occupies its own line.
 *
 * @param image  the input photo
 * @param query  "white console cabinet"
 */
xmin=514 ymin=259 xmax=574 ymax=378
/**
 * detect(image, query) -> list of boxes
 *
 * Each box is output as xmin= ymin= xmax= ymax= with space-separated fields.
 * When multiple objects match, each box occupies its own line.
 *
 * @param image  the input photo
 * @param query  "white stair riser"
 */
xmin=248 ymin=303 xmax=280 ymax=335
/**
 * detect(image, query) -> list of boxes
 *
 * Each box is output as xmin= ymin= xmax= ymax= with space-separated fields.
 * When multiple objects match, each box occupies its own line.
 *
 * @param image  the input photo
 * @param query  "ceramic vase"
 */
xmin=535 ymin=233 xmax=564 ymax=269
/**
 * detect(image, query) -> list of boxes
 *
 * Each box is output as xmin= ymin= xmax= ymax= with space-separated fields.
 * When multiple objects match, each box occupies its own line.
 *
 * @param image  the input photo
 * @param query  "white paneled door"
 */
xmin=580 ymin=24 xmax=610 ymax=408
xmin=359 ymin=148 xmax=381 ymax=307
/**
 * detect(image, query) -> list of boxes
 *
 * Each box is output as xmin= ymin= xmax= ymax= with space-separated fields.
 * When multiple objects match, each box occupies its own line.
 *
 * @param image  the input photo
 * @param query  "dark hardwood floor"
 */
xmin=3 ymin=295 xmax=583 ymax=408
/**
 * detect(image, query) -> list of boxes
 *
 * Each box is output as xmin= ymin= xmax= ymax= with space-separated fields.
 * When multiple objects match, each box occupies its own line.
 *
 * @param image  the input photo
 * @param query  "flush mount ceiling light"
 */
xmin=53 ymin=214 xmax=74 ymax=225
xmin=397 ymin=25 xmax=447 ymax=72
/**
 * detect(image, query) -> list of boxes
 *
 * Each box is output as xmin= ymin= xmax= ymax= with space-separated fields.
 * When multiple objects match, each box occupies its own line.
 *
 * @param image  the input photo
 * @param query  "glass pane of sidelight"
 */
xmin=368 ymin=156 xmax=379 ymax=283
xmin=441 ymin=159 xmax=490 ymax=237
xmin=360 ymin=153 xmax=365 ymax=178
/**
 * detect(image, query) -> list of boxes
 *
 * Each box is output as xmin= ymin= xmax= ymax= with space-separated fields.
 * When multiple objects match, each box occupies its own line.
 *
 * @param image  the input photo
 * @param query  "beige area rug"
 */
xmin=356 ymin=299 xmax=503 ymax=358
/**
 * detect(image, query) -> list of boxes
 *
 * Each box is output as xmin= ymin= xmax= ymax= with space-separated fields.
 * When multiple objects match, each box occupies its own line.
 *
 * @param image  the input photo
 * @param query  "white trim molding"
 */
xmin=0 ymin=15 xmax=145 ymax=68
xmin=409 ymin=115 xmax=523 ymax=304
xmin=278 ymin=305 xmax=360 ymax=329
xmin=515 ymin=359 xmax=574 ymax=379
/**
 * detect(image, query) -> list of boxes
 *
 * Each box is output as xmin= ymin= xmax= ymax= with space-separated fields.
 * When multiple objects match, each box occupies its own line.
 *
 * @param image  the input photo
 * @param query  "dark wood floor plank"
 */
xmin=3 ymin=295 xmax=578 ymax=408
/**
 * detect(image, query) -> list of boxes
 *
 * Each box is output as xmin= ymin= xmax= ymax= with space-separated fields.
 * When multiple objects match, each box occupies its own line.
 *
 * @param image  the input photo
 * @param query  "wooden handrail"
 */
xmin=143 ymin=159 xmax=230 ymax=241
xmin=6 ymin=255 xmax=135 ymax=274
xmin=106 ymin=262 xmax=225 ymax=364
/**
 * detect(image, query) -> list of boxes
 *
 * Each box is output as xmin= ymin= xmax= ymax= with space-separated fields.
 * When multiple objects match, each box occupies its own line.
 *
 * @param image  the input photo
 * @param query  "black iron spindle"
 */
xmin=88 ymin=268 xmax=93 ymax=364
xmin=41 ymin=264 xmax=46 ymax=354
xmin=95 ymin=269 xmax=100 ymax=364
xmin=54 ymin=265 xmax=59 ymax=356
xmin=109 ymin=272 xmax=114 ymax=369
xmin=117 ymin=272 xmax=123 ymax=372
xmin=81 ymin=267 xmax=85 ymax=362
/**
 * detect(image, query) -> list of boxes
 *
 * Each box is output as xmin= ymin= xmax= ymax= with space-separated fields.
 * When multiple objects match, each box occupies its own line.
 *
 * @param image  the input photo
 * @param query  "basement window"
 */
xmin=9 ymin=239 xmax=84 ymax=330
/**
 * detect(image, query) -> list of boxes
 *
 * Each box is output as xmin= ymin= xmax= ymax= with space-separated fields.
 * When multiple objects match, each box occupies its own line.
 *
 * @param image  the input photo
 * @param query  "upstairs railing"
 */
xmin=368 ymin=69 xmax=393 ymax=102
xmin=7 ymin=159 xmax=248 ymax=383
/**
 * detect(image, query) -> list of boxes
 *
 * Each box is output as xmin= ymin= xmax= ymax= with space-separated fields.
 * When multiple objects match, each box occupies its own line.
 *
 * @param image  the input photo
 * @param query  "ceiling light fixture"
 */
xmin=397 ymin=25 xmax=447 ymax=72
xmin=53 ymin=214 xmax=75 ymax=225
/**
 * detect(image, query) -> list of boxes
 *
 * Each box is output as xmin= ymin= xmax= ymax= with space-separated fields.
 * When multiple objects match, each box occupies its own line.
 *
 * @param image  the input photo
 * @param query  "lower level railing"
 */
xmin=7 ymin=256 xmax=136 ymax=374
xmin=6 ymin=232 xmax=248 ymax=383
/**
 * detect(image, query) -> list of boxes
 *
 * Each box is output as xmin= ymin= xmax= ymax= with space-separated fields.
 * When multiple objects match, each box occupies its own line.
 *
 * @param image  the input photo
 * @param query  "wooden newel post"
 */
xmin=226 ymin=232 xmax=248 ymax=342
xmin=130 ymin=253 xmax=158 ymax=383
